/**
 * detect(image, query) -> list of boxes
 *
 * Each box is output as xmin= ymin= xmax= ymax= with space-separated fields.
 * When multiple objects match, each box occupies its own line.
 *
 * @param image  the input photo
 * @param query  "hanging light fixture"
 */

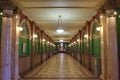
xmin=60 ymin=40 xmax=63 ymax=42
xmin=56 ymin=15 xmax=64 ymax=33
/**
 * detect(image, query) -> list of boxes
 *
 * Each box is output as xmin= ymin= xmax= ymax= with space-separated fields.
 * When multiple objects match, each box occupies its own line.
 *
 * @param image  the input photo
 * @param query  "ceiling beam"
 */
xmin=20 ymin=0 xmax=99 ymax=2
xmin=24 ymin=7 xmax=96 ymax=10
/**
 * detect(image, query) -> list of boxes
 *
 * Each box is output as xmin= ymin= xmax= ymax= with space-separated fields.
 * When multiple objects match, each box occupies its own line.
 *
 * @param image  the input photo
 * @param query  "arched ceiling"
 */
xmin=12 ymin=0 xmax=105 ymax=42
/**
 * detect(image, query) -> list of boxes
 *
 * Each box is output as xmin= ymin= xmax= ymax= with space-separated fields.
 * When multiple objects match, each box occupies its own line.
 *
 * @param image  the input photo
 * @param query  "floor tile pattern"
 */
xmin=21 ymin=53 xmax=100 ymax=80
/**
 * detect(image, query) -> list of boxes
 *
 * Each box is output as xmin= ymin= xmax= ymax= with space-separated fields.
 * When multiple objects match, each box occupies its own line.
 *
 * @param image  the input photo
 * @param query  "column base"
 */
xmin=100 ymin=74 xmax=109 ymax=80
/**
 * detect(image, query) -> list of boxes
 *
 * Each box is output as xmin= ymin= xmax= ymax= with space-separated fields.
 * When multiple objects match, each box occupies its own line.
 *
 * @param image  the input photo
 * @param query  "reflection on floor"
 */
xmin=20 ymin=53 xmax=100 ymax=80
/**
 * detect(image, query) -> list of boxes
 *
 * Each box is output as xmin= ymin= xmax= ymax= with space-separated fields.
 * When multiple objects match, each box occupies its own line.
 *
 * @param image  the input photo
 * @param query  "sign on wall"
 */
xmin=23 ymin=43 xmax=26 ymax=53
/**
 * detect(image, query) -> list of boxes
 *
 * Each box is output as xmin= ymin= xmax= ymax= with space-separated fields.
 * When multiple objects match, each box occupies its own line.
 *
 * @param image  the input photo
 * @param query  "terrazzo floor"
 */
xmin=20 ymin=53 xmax=100 ymax=80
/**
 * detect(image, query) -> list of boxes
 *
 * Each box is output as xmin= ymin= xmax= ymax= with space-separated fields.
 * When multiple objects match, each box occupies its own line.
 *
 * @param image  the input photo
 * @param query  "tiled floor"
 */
xmin=20 ymin=53 xmax=100 ymax=80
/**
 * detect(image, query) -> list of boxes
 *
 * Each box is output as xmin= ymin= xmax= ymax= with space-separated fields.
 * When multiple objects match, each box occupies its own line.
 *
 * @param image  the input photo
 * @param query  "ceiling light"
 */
xmin=48 ymin=42 xmax=49 ymax=44
xmin=19 ymin=27 xmax=23 ymax=31
xmin=114 ymin=11 xmax=117 ymax=15
xmin=56 ymin=29 xmax=64 ymax=33
xmin=96 ymin=27 xmax=101 ymax=31
xmin=33 ymin=34 xmax=38 ymax=38
xmin=60 ymin=40 xmax=63 ymax=42
xmin=84 ymin=34 xmax=88 ymax=38
xmin=0 ymin=12 xmax=3 ymax=16
xmin=100 ymin=15 xmax=103 ymax=18
xmin=77 ymin=39 xmax=80 ymax=42
xmin=74 ymin=41 xmax=76 ymax=44
xmin=119 ymin=15 xmax=120 ymax=18
xmin=16 ymin=15 xmax=19 ymax=18
xmin=56 ymin=15 xmax=64 ymax=33
xmin=43 ymin=39 xmax=45 ymax=42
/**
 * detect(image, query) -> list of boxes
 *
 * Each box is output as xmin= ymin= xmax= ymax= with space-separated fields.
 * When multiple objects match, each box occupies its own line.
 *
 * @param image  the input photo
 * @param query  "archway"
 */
xmin=18 ymin=19 xmax=31 ymax=76
xmin=33 ymin=30 xmax=41 ymax=66
xmin=90 ymin=19 xmax=101 ymax=77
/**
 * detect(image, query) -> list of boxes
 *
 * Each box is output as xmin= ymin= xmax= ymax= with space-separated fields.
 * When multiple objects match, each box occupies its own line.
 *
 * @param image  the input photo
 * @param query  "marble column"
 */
xmin=100 ymin=14 xmax=109 ymax=80
xmin=0 ymin=10 xmax=12 ymax=80
xmin=106 ymin=14 xmax=119 ymax=80
xmin=40 ymin=31 xmax=44 ymax=63
xmin=31 ymin=23 xmax=35 ymax=69
xmin=10 ymin=14 xmax=20 ymax=80
xmin=0 ymin=9 xmax=20 ymax=80
xmin=100 ymin=10 xmax=119 ymax=80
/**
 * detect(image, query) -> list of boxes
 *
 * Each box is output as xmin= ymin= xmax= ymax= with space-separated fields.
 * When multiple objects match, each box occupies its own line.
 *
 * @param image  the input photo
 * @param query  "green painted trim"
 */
xmin=19 ymin=36 xmax=31 ymax=57
xmin=116 ymin=9 xmax=120 ymax=58
xmin=91 ymin=38 xmax=101 ymax=57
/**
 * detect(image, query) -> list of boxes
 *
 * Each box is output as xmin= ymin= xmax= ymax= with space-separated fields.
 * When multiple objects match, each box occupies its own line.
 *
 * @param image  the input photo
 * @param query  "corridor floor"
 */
xmin=21 ymin=53 xmax=100 ymax=80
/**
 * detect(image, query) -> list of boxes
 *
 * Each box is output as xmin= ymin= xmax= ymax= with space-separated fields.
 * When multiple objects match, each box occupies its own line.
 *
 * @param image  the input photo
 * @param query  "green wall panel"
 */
xmin=43 ymin=43 xmax=46 ymax=53
xmin=29 ymin=39 xmax=32 ymax=54
xmin=92 ymin=38 xmax=101 ymax=57
xmin=40 ymin=42 xmax=43 ymax=53
xmin=38 ymin=42 xmax=40 ymax=53
xmin=90 ymin=39 xmax=93 ymax=55
xmin=84 ymin=42 xmax=87 ymax=53
xmin=34 ymin=41 xmax=41 ymax=54
xmin=116 ymin=8 xmax=120 ymax=58
xmin=19 ymin=36 xmax=31 ymax=57
xmin=81 ymin=41 xmax=87 ymax=54
xmin=81 ymin=42 xmax=84 ymax=53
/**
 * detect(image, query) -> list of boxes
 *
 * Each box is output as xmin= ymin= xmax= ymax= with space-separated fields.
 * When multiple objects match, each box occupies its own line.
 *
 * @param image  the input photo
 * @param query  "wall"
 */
xmin=19 ymin=14 xmax=32 ymax=76
xmin=68 ymin=14 xmax=101 ymax=77
xmin=55 ymin=42 xmax=69 ymax=53
xmin=18 ymin=13 xmax=56 ymax=76
xmin=116 ymin=8 xmax=120 ymax=78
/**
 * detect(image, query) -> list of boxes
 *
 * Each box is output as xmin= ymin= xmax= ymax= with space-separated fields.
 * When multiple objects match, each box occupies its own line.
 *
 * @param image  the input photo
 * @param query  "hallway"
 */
xmin=0 ymin=0 xmax=120 ymax=80
xmin=21 ymin=53 xmax=99 ymax=80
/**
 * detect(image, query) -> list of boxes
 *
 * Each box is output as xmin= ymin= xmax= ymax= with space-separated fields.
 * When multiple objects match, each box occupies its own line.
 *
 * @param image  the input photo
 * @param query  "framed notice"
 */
xmin=23 ymin=43 xmax=26 ymax=53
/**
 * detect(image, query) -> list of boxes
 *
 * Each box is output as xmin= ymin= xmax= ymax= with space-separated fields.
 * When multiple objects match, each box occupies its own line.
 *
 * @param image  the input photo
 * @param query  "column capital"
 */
xmin=0 ymin=0 xmax=21 ymax=17
xmin=0 ymin=0 xmax=16 ymax=10
xmin=98 ymin=0 xmax=118 ymax=15
xmin=3 ymin=10 xmax=13 ymax=17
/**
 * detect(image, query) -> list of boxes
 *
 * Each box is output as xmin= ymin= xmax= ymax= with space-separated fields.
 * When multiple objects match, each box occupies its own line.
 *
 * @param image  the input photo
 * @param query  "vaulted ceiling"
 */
xmin=12 ymin=0 xmax=105 ymax=42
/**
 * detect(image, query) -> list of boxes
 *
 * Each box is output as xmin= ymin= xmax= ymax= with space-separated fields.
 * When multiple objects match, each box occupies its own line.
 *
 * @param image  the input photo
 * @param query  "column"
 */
xmin=40 ymin=31 xmax=43 ymax=63
xmin=1 ymin=10 xmax=12 ymax=80
xmin=100 ymin=10 xmax=119 ymax=80
xmin=100 ymin=14 xmax=109 ymax=80
xmin=106 ymin=10 xmax=119 ymax=80
xmin=11 ymin=14 xmax=20 ymax=80
xmin=0 ymin=8 xmax=2 ymax=80
xmin=31 ymin=23 xmax=35 ymax=68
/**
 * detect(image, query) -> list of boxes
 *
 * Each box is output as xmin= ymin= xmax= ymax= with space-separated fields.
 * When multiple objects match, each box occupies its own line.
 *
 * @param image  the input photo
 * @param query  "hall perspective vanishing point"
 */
xmin=0 ymin=0 xmax=120 ymax=80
